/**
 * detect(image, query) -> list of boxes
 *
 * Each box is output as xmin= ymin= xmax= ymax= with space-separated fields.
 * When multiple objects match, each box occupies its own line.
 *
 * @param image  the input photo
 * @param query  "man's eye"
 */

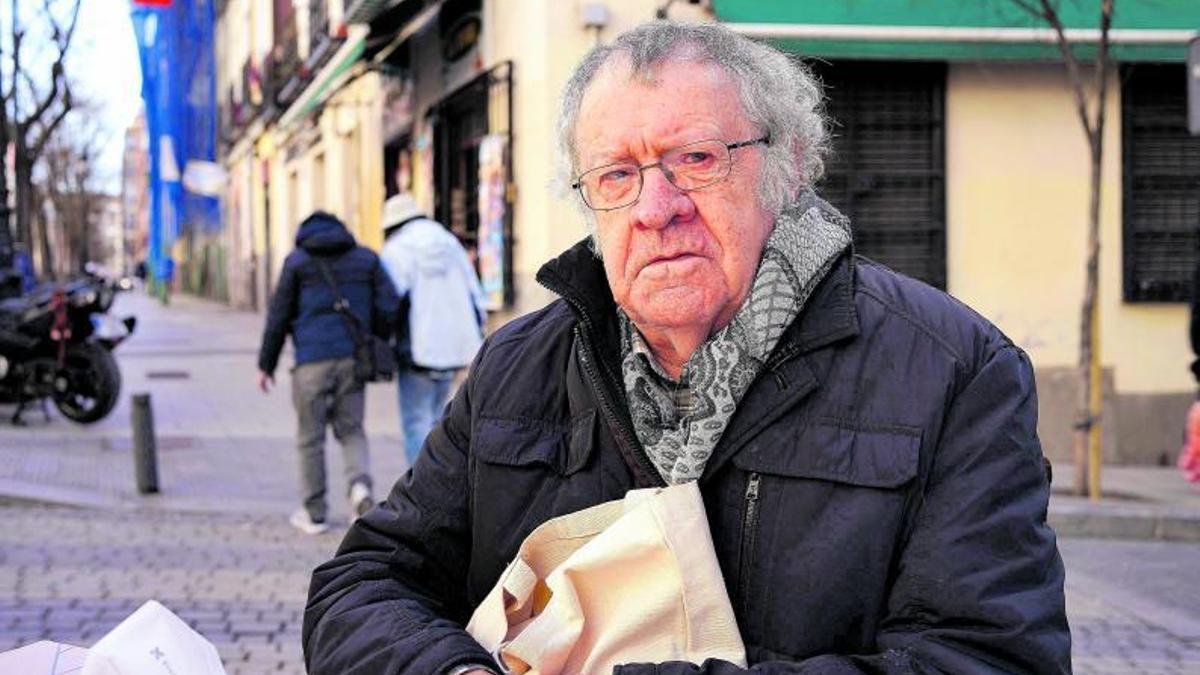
xmin=598 ymin=168 xmax=635 ymax=184
xmin=678 ymin=151 xmax=715 ymax=166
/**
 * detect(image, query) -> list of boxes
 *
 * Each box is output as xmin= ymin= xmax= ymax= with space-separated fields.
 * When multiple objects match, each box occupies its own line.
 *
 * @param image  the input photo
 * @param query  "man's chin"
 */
xmin=624 ymin=289 xmax=723 ymax=333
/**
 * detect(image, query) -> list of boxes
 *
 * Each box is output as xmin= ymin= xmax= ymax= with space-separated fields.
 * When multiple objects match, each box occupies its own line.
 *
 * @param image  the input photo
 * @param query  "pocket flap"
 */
xmin=732 ymin=421 xmax=920 ymax=488
xmin=473 ymin=412 xmax=595 ymax=476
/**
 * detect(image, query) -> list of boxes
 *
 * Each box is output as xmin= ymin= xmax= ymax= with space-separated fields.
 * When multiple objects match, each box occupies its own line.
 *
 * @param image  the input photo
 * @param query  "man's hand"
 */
xmin=258 ymin=370 xmax=274 ymax=393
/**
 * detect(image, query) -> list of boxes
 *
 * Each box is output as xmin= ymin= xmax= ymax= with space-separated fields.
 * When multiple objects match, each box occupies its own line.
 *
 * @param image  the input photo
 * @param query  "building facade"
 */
xmin=212 ymin=0 xmax=1200 ymax=465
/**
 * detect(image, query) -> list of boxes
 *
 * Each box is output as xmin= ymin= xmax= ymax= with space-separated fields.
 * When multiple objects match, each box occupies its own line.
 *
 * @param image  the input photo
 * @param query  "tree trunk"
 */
xmin=1073 ymin=132 xmax=1104 ymax=497
xmin=15 ymin=152 xmax=53 ymax=279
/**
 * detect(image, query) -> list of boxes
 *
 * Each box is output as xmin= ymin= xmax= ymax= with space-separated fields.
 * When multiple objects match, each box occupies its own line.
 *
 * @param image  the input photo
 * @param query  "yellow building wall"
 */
xmin=947 ymin=63 xmax=1190 ymax=395
xmin=484 ymin=0 xmax=711 ymax=313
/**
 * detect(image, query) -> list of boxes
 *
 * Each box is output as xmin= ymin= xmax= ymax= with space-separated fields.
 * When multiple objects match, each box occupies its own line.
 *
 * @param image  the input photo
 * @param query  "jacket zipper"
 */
xmin=738 ymin=472 xmax=762 ymax=613
xmin=535 ymin=272 xmax=663 ymax=485
xmin=571 ymin=323 xmax=663 ymax=487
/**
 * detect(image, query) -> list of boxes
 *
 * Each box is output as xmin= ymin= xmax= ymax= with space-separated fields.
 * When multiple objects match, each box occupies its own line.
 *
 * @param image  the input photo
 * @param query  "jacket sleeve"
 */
xmin=617 ymin=345 xmax=1070 ymax=675
xmin=371 ymin=255 xmax=400 ymax=340
xmin=302 ymin=346 xmax=498 ymax=675
xmin=256 ymin=257 xmax=298 ymax=375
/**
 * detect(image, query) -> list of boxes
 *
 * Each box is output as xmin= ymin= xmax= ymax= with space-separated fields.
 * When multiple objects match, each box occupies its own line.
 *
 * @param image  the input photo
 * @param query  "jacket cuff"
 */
xmin=445 ymin=663 xmax=499 ymax=675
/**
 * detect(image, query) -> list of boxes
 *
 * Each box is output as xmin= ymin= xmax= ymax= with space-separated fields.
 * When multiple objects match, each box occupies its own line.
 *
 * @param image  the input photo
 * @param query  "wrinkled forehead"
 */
xmin=575 ymin=55 xmax=749 ymax=156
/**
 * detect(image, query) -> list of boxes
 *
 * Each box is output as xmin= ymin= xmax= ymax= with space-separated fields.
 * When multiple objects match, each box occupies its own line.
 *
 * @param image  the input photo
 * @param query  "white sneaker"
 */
xmin=289 ymin=509 xmax=329 ymax=535
xmin=349 ymin=482 xmax=373 ymax=519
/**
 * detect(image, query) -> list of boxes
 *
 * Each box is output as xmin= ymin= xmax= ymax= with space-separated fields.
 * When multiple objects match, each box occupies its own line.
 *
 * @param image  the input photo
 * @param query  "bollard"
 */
xmin=131 ymin=393 xmax=159 ymax=494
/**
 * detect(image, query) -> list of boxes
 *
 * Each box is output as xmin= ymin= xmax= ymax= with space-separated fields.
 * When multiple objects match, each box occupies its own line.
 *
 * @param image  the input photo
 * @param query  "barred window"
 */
xmin=816 ymin=61 xmax=947 ymax=290
xmin=1122 ymin=63 xmax=1200 ymax=303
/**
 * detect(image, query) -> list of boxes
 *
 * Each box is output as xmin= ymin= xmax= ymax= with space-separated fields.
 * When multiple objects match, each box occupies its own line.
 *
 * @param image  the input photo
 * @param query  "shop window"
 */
xmin=432 ymin=76 xmax=488 ymax=250
xmin=1122 ymin=63 xmax=1200 ymax=303
xmin=815 ymin=61 xmax=947 ymax=290
xmin=430 ymin=62 xmax=515 ymax=307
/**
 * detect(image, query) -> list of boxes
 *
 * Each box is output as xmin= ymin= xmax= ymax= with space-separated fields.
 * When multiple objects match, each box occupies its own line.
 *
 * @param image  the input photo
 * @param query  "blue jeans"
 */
xmin=397 ymin=368 xmax=455 ymax=466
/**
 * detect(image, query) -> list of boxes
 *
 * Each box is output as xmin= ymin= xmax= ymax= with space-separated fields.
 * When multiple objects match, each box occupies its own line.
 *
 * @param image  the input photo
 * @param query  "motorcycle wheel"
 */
xmin=53 ymin=343 xmax=122 ymax=424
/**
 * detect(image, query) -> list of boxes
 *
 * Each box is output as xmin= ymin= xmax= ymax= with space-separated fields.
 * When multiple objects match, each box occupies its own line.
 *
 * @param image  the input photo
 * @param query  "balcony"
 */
xmin=241 ymin=57 xmax=263 ymax=115
xmin=343 ymin=0 xmax=395 ymax=24
xmin=268 ymin=14 xmax=307 ymax=110
xmin=306 ymin=0 xmax=344 ymax=74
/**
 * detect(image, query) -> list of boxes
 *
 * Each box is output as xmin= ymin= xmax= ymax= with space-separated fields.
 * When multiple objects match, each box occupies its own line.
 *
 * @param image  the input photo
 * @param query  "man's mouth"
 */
xmin=646 ymin=252 xmax=698 ymax=266
xmin=639 ymin=252 xmax=704 ymax=279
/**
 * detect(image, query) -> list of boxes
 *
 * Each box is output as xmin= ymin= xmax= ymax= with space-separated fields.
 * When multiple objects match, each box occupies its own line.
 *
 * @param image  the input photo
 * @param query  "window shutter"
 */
xmin=816 ymin=61 xmax=947 ymax=290
xmin=1122 ymin=64 xmax=1200 ymax=303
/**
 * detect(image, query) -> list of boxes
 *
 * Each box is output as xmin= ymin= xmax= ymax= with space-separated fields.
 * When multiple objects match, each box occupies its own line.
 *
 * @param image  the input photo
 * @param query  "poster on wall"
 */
xmin=477 ymin=134 xmax=507 ymax=310
xmin=414 ymin=126 xmax=435 ymax=216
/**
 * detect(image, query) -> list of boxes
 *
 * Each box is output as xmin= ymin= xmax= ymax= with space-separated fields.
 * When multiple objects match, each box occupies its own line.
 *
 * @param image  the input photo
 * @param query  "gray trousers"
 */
xmin=291 ymin=357 xmax=371 ymax=521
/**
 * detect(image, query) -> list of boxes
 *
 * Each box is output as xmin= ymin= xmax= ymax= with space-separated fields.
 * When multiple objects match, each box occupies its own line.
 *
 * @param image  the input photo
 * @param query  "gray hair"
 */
xmin=556 ymin=21 xmax=828 ymax=221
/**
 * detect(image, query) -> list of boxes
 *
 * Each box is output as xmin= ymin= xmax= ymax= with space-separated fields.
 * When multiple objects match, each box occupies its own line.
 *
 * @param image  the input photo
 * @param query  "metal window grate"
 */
xmin=816 ymin=61 xmax=947 ymax=290
xmin=1122 ymin=63 xmax=1200 ymax=303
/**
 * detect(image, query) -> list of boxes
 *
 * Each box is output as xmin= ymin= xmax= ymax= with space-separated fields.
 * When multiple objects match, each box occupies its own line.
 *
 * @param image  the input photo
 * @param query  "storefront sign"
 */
xmin=477 ymin=134 xmax=507 ymax=310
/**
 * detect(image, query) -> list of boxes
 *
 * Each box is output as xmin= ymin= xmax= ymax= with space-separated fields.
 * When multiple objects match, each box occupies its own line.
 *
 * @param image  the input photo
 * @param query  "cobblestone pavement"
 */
xmin=1061 ymin=539 xmax=1200 ymax=675
xmin=0 ymin=500 xmax=343 ymax=674
xmin=2 ymin=499 xmax=1197 ymax=675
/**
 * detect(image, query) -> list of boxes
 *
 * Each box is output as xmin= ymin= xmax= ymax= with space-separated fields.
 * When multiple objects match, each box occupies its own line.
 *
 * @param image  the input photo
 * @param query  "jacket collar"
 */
xmin=535 ymin=238 xmax=860 ymax=364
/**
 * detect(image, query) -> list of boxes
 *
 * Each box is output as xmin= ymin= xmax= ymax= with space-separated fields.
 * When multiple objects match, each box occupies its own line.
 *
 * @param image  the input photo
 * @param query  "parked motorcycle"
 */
xmin=0 ymin=274 xmax=136 ymax=424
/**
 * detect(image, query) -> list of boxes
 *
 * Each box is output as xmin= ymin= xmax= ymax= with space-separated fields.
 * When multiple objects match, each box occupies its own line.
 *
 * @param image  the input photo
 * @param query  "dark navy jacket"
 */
xmin=257 ymin=212 xmax=399 ymax=375
xmin=303 ymin=242 xmax=1070 ymax=674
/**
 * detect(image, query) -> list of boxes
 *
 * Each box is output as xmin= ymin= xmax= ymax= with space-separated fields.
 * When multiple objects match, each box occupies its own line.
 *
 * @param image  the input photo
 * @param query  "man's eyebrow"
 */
xmin=585 ymin=133 xmax=711 ymax=167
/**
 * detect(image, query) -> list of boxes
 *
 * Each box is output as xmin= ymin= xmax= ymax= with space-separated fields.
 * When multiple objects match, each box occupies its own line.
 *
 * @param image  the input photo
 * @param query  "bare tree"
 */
xmin=37 ymin=97 xmax=107 ymax=279
xmin=1007 ymin=0 xmax=1113 ymax=497
xmin=3 ymin=0 xmax=83 ymax=277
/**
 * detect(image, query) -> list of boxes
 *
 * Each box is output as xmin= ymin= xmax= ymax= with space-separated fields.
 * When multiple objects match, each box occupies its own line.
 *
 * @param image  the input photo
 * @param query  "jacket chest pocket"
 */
xmin=467 ymin=412 xmax=600 ymax=602
xmin=727 ymin=421 xmax=921 ymax=656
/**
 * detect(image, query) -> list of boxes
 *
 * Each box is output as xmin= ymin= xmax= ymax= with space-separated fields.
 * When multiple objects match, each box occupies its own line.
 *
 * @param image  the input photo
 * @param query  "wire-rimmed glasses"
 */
xmin=571 ymin=135 xmax=771 ymax=211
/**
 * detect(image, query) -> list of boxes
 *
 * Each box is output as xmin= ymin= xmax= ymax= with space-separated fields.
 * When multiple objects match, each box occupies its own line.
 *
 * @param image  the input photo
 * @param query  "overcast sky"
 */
xmin=1 ymin=0 xmax=144 ymax=193
xmin=72 ymin=0 xmax=143 ymax=193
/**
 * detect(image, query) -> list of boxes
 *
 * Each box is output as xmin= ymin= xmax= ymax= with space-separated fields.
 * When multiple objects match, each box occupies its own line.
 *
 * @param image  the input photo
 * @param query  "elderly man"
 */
xmin=303 ymin=21 xmax=1070 ymax=674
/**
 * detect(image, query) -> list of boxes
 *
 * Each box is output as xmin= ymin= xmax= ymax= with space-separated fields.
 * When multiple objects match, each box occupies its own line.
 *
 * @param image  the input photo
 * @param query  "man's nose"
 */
xmin=631 ymin=166 xmax=695 ymax=229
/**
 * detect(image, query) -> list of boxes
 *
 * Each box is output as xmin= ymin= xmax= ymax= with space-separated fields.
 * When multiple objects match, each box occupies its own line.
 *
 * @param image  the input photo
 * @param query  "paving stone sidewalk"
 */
xmin=0 ymin=501 xmax=345 ymax=674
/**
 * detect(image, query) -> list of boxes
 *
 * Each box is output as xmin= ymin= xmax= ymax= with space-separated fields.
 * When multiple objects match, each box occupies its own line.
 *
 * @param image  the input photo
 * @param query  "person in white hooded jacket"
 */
xmin=379 ymin=193 xmax=487 ymax=465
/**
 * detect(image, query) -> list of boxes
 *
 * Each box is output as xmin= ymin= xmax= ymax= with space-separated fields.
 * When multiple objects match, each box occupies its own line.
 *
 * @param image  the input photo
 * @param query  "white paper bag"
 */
xmin=81 ymin=600 xmax=228 ymax=675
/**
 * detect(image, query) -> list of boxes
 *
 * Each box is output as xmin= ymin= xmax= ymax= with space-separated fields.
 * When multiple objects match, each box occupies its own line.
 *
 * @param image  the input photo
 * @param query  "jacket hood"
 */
xmin=296 ymin=212 xmax=356 ymax=254
xmin=388 ymin=219 xmax=464 ymax=275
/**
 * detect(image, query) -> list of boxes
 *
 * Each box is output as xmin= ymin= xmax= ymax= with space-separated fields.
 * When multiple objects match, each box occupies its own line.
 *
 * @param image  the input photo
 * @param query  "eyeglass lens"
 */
xmin=580 ymin=139 xmax=732 ymax=210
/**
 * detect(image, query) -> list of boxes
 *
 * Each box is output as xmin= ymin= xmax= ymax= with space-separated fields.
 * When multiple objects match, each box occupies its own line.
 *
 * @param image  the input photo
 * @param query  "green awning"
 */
xmin=712 ymin=0 xmax=1199 ymax=62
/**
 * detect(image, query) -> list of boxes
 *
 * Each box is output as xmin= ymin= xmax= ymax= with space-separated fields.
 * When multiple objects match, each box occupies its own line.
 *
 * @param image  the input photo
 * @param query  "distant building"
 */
xmin=122 ymin=109 xmax=151 ymax=275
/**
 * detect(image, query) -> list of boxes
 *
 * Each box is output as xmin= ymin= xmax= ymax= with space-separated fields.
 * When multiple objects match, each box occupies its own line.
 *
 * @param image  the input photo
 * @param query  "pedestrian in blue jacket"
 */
xmin=257 ymin=211 xmax=399 ymax=534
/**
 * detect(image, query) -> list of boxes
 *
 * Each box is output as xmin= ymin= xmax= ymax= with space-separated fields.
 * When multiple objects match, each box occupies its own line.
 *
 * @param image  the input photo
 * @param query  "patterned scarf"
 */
xmin=620 ymin=192 xmax=853 ymax=484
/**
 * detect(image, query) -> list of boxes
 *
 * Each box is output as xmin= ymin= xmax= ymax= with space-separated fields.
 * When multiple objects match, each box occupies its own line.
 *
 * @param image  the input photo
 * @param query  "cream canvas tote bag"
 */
xmin=466 ymin=481 xmax=746 ymax=675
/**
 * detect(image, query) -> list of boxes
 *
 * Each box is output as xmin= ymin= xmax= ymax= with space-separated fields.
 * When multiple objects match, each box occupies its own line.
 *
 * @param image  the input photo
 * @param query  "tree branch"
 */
xmin=50 ymin=0 xmax=83 ymax=57
xmin=31 ymin=80 xmax=72 ymax=158
xmin=1093 ymin=0 xmax=1113 ymax=151
xmin=20 ymin=0 xmax=82 ymax=153
xmin=1042 ymin=1 xmax=1096 ymax=138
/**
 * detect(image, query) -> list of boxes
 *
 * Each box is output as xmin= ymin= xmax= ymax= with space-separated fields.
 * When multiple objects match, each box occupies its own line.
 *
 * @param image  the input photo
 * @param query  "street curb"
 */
xmin=3 ymin=478 xmax=1199 ymax=542
xmin=1049 ymin=501 xmax=1200 ymax=542
xmin=0 ymin=478 xmax=126 ymax=510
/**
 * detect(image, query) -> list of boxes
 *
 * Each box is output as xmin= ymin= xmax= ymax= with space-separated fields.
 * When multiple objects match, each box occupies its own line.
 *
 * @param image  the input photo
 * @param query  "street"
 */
xmin=0 ymin=291 xmax=1198 ymax=674
xmin=1 ymin=503 xmax=1197 ymax=674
